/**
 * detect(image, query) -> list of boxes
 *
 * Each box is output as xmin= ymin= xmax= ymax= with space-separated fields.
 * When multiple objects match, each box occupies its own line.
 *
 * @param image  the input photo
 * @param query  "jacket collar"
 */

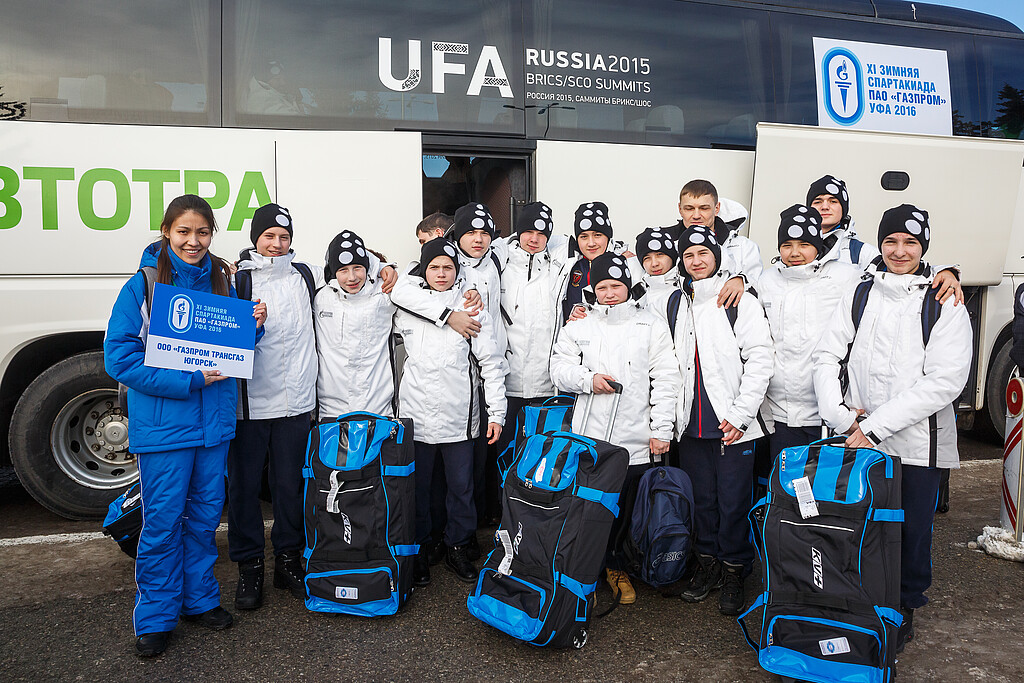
xmin=327 ymin=278 xmax=374 ymax=300
xmin=687 ymin=270 xmax=728 ymax=305
xmin=166 ymin=247 xmax=212 ymax=289
xmin=238 ymin=249 xmax=296 ymax=273
xmin=589 ymin=299 xmax=640 ymax=324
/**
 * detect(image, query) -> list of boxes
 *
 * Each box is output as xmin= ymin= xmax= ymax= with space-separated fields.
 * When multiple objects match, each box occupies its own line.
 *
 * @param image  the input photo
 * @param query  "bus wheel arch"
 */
xmin=981 ymin=326 xmax=1015 ymax=442
xmin=9 ymin=351 xmax=137 ymax=520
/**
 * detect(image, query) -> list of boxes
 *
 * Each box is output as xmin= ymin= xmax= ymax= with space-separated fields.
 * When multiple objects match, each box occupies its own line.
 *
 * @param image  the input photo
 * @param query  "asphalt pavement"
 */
xmin=0 ymin=433 xmax=1021 ymax=682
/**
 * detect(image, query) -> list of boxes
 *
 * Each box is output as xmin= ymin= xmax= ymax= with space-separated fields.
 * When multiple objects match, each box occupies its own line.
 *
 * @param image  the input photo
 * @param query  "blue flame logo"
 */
xmin=822 ymin=47 xmax=864 ymax=126
xmin=168 ymin=294 xmax=194 ymax=333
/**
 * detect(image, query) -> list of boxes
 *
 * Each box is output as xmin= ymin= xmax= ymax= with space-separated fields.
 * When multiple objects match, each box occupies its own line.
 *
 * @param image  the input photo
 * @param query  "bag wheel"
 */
xmin=571 ymin=628 xmax=588 ymax=649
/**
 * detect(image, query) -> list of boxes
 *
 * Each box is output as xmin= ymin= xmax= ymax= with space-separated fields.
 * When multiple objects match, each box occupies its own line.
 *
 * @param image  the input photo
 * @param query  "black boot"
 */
xmin=426 ymin=538 xmax=446 ymax=566
xmin=235 ymin=557 xmax=265 ymax=610
xmin=135 ymin=631 xmax=171 ymax=657
xmin=274 ymin=551 xmax=306 ymax=600
xmin=681 ymin=554 xmax=723 ymax=603
xmin=718 ymin=563 xmax=745 ymax=616
xmin=445 ymin=544 xmax=478 ymax=583
xmin=896 ymin=607 xmax=915 ymax=653
xmin=465 ymin=533 xmax=481 ymax=562
xmin=182 ymin=605 xmax=233 ymax=630
xmin=413 ymin=550 xmax=431 ymax=587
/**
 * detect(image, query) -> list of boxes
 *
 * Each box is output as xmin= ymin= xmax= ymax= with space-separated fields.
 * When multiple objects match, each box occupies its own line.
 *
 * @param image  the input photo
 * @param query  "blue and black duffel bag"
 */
xmin=302 ymin=412 xmax=417 ymax=617
xmin=496 ymin=395 xmax=575 ymax=478
xmin=102 ymin=482 xmax=142 ymax=558
xmin=467 ymin=398 xmax=629 ymax=649
xmin=738 ymin=438 xmax=904 ymax=683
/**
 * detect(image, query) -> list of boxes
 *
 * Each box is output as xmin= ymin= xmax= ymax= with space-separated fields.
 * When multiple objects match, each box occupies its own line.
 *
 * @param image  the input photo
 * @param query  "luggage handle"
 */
xmin=578 ymin=381 xmax=622 ymax=443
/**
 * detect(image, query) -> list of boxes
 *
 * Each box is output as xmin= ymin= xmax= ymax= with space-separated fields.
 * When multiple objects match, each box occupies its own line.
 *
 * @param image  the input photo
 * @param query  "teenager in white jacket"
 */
xmin=497 ymin=201 xmax=571 ymax=446
xmin=812 ymin=204 xmax=972 ymax=653
xmin=673 ymin=226 xmax=774 ymax=617
xmin=314 ymin=231 xmax=397 ymax=420
xmin=227 ymin=203 xmax=322 ymax=610
xmin=550 ymin=252 xmax=680 ymax=606
xmin=634 ymin=227 xmax=681 ymax=315
xmin=395 ymin=239 xmax=506 ymax=587
xmin=758 ymin=204 xmax=862 ymax=457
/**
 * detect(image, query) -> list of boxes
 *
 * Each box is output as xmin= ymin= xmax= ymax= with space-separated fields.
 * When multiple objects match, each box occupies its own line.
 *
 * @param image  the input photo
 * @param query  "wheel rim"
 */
xmin=50 ymin=389 xmax=138 ymax=490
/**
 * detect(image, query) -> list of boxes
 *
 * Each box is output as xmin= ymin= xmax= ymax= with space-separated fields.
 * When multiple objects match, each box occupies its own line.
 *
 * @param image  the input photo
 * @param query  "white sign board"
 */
xmin=813 ymin=38 xmax=952 ymax=136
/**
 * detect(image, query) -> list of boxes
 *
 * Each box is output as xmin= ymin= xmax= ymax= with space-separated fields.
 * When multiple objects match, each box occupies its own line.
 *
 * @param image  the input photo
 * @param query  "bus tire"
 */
xmin=980 ymin=336 xmax=1015 ymax=443
xmin=9 ymin=351 xmax=138 ymax=520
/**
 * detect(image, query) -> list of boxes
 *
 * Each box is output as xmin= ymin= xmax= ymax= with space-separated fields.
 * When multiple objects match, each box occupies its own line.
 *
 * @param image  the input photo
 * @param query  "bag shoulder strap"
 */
xmin=849 ymin=238 xmax=864 ymax=264
xmin=138 ymin=266 xmax=157 ymax=312
xmin=235 ymin=269 xmax=253 ymax=302
xmin=666 ymin=289 xmax=683 ymax=341
xmin=851 ymin=279 xmax=874 ymax=331
xmin=921 ymin=287 xmax=943 ymax=346
xmin=292 ymin=261 xmax=317 ymax=306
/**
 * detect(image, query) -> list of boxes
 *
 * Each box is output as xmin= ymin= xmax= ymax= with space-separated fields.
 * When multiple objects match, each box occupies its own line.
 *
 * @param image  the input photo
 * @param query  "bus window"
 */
xmin=769 ymin=12 xmax=980 ymax=136
xmin=974 ymin=36 xmax=1024 ymax=140
xmin=0 ymin=0 xmax=218 ymax=126
xmin=223 ymin=0 xmax=526 ymax=136
xmin=520 ymin=0 xmax=772 ymax=148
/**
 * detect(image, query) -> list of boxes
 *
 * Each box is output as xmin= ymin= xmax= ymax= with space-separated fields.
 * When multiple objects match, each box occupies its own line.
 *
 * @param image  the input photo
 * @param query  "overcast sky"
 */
xmin=936 ymin=1 xmax=1024 ymax=31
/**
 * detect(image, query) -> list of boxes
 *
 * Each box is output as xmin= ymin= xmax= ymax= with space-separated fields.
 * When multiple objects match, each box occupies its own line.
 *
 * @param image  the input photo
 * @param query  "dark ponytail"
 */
xmin=157 ymin=194 xmax=231 ymax=296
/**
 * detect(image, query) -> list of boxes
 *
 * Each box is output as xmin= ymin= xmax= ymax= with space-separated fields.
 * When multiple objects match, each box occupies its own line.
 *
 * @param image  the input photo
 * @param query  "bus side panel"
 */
xmin=535 ymin=140 xmax=755 ymax=243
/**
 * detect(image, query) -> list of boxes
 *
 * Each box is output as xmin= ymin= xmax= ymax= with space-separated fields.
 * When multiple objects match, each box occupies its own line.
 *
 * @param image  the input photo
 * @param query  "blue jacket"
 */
xmin=105 ymin=244 xmax=253 ymax=454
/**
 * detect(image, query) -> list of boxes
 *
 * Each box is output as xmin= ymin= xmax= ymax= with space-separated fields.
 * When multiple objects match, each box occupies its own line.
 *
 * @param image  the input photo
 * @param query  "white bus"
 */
xmin=2 ymin=0 xmax=1023 ymax=518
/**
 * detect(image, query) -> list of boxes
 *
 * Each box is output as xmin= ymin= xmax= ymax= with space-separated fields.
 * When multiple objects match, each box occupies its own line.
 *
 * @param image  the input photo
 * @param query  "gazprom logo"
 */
xmin=168 ymin=294 xmax=193 ymax=333
xmin=822 ymin=47 xmax=864 ymax=126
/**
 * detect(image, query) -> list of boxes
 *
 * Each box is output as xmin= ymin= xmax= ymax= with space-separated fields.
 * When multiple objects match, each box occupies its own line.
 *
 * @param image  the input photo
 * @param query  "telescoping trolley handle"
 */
xmin=579 ymin=381 xmax=623 ymax=442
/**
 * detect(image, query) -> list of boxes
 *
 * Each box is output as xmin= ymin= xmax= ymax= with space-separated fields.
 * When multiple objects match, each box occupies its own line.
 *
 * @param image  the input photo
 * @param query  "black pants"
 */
xmin=769 ymin=423 xmax=825 ymax=459
xmin=679 ymin=436 xmax=755 ymax=571
xmin=901 ymin=464 xmax=942 ymax=609
xmin=227 ymin=412 xmax=312 ymax=562
xmin=415 ymin=440 xmax=476 ymax=547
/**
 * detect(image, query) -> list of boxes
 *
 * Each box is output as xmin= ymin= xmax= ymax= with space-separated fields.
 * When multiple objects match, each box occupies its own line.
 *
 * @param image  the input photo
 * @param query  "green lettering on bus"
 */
xmin=184 ymin=170 xmax=230 ymax=211
xmin=133 ymin=169 xmax=181 ymax=230
xmin=24 ymin=166 xmax=74 ymax=230
xmin=78 ymin=168 xmax=132 ymax=231
xmin=0 ymin=166 xmax=21 ymax=230
xmin=228 ymin=171 xmax=272 ymax=232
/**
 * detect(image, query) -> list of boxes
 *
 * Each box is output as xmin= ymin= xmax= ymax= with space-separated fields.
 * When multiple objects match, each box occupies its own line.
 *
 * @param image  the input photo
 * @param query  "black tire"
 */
xmin=9 ymin=351 xmax=137 ymax=520
xmin=979 ymin=337 xmax=1015 ymax=443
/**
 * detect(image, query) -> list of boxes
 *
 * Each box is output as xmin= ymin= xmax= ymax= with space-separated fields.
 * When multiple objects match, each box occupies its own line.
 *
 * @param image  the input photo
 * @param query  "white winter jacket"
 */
xmin=500 ymin=241 xmax=572 ymax=398
xmin=638 ymin=271 xmax=682 ymax=317
xmin=812 ymin=267 xmax=972 ymax=469
xmin=395 ymin=275 xmax=507 ymax=444
xmin=234 ymin=251 xmax=322 ymax=419
xmin=673 ymin=271 xmax=775 ymax=443
xmin=313 ymin=277 xmax=397 ymax=421
xmin=550 ymin=301 xmax=680 ymax=465
xmin=821 ymin=222 xmax=881 ymax=269
xmin=758 ymin=255 xmax=863 ymax=427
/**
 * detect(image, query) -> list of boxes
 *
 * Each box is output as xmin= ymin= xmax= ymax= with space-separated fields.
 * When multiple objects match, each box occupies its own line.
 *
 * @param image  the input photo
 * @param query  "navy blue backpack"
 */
xmin=302 ymin=412 xmax=417 ymax=617
xmin=621 ymin=465 xmax=694 ymax=588
xmin=738 ymin=438 xmax=904 ymax=683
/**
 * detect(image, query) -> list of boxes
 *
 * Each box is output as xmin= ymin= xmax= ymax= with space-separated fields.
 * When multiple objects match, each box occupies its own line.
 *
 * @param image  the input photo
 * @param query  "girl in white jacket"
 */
xmin=758 ymin=204 xmax=862 ymax=457
xmin=314 ymin=231 xmax=397 ymax=419
xmin=395 ymin=238 xmax=506 ymax=587
xmin=812 ymin=204 xmax=972 ymax=652
xmin=550 ymin=252 xmax=680 ymax=606
xmin=673 ymin=226 xmax=774 ymax=617
xmin=227 ymin=203 xmax=323 ymax=610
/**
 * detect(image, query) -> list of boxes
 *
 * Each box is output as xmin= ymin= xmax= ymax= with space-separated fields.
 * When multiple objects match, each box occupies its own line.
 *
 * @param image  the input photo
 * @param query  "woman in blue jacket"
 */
xmin=105 ymin=194 xmax=266 ymax=657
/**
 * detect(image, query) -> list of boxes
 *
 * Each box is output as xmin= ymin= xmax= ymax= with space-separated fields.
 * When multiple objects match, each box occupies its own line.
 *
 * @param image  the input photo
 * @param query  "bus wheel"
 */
xmin=981 ymin=337 xmax=1015 ymax=443
xmin=9 ymin=351 xmax=138 ymax=520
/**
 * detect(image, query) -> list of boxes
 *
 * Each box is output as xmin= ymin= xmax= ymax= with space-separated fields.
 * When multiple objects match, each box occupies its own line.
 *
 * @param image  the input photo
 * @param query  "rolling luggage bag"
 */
xmin=302 ymin=412 xmax=418 ymax=617
xmin=496 ymin=394 xmax=576 ymax=478
xmin=467 ymin=385 xmax=629 ymax=648
xmin=738 ymin=438 xmax=905 ymax=683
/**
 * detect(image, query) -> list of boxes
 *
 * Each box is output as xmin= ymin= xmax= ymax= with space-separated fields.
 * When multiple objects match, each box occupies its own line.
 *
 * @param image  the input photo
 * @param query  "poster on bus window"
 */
xmin=813 ymin=37 xmax=952 ymax=136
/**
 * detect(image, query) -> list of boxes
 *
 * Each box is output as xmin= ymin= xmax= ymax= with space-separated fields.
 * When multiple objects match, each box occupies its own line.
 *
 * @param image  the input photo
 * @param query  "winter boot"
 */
xmin=235 ymin=557 xmax=265 ymax=610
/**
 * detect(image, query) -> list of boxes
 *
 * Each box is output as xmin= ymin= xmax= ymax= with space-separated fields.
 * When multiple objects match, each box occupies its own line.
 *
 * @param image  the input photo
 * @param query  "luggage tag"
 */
xmin=495 ymin=529 xmax=514 ymax=576
xmin=792 ymin=476 xmax=819 ymax=519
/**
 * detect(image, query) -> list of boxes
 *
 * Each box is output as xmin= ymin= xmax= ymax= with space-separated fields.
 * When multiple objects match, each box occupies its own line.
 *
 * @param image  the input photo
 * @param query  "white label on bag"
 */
xmin=819 ymin=637 xmax=851 ymax=656
xmin=793 ymin=476 xmax=820 ymax=519
xmin=335 ymin=586 xmax=359 ymax=600
xmin=496 ymin=529 xmax=514 ymax=576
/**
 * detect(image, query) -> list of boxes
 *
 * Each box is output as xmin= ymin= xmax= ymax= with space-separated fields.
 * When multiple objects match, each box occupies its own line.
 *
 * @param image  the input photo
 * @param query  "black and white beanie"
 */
xmin=574 ymin=202 xmax=612 ymax=238
xmin=250 ymin=203 xmax=293 ymax=245
xmin=877 ymin=204 xmax=930 ymax=254
xmin=778 ymin=204 xmax=825 ymax=257
xmin=416 ymin=238 xmax=461 ymax=278
xmin=588 ymin=252 xmax=632 ymax=292
xmin=805 ymin=175 xmax=850 ymax=224
xmin=452 ymin=202 xmax=496 ymax=243
xmin=635 ymin=227 xmax=678 ymax=266
xmin=515 ymin=201 xmax=553 ymax=238
xmin=326 ymin=230 xmax=370 ymax=276
xmin=678 ymin=225 xmax=721 ymax=274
